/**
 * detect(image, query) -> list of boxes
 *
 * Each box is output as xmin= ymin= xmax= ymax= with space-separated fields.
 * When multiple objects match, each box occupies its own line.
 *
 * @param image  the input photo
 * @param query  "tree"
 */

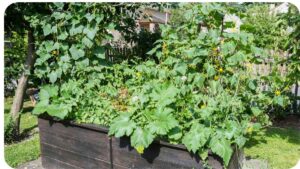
xmin=5 ymin=3 xmax=48 ymax=136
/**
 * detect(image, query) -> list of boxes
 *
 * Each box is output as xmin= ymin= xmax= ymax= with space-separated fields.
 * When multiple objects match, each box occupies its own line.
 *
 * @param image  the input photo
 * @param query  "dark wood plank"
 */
xmin=38 ymin=118 xmax=107 ymax=142
xmin=111 ymin=137 xmax=205 ymax=169
xmin=41 ymin=143 xmax=111 ymax=169
xmin=39 ymin=129 xmax=110 ymax=161
xmin=41 ymin=156 xmax=84 ymax=169
xmin=38 ymin=117 xmax=241 ymax=169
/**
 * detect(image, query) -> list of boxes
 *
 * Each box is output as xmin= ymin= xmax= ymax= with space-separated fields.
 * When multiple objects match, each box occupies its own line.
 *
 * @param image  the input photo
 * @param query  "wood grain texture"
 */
xmin=38 ymin=117 xmax=242 ymax=169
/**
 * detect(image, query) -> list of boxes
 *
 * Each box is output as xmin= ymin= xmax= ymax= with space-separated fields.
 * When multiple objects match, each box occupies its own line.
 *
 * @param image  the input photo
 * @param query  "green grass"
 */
xmin=4 ymin=97 xmax=40 ymax=168
xmin=5 ymin=134 xmax=40 ymax=168
xmin=244 ymin=127 xmax=300 ymax=169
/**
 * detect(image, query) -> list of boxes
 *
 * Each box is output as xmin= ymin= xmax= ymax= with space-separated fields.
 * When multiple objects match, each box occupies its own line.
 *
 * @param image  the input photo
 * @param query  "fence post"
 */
xmin=294 ymin=82 xmax=299 ymax=114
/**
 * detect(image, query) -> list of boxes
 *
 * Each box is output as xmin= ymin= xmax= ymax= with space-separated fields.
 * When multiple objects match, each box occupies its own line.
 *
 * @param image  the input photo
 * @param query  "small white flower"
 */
xmin=132 ymin=96 xmax=139 ymax=102
xmin=192 ymin=91 xmax=198 ymax=94
xmin=181 ymin=76 xmax=187 ymax=81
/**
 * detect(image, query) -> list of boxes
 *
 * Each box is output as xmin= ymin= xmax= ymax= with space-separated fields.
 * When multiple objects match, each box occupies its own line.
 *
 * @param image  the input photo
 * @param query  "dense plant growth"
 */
xmin=28 ymin=2 xmax=297 ymax=167
xmin=4 ymin=32 xmax=27 ymax=96
xmin=4 ymin=115 xmax=15 ymax=143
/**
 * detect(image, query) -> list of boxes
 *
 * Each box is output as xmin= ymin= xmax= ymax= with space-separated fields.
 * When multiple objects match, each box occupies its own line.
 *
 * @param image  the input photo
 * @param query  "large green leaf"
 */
xmin=182 ymin=123 xmax=211 ymax=153
xmin=147 ymin=108 xmax=178 ymax=135
xmin=83 ymin=25 xmax=99 ymax=40
xmin=274 ymin=96 xmax=284 ymax=106
xmin=150 ymin=83 xmax=179 ymax=108
xmin=130 ymin=127 xmax=155 ymax=148
xmin=221 ymin=41 xmax=236 ymax=56
xmin=46 ymin=104 xmax=68 ymax=119
xmin=251 ymin=107 xmax=262 ymax=116
xmin=69 ymin=45 xmax=85 ymax=60
xmin=69 ymin=25 xmax=84 ymax=36
xmin=108 ymin=114 xmax=136 ymax=137
xmin=174 ymin=62 xmax=187 ymax=75
xmin=48 ymin=71 xmax=58 ymax=83
xmin=43 ymin=24 xmax=52 ymax=36
xmin=85 ymin=13 xmax=95 ymax=22
xmin=39 ymin=85 xmax=58 ymax=101
xmin=57 ymin=31 xmax=68 ymax=40
xmin=82 ymin=36 xmax=93 ymax=48
xmin=32 ymin=100 xmax=49 ymax=115
xmin=168 ymin=127 xmax=182 ymax=140
xmin=94 ymin=46 xmax=106 ymax=59
xmin=204 ymin=63 xmax=216 ymax=77
xmin=210 ymin=136 xmax=233 ymax=166
xmin=227 ymin=51 xmax=247 ymax=65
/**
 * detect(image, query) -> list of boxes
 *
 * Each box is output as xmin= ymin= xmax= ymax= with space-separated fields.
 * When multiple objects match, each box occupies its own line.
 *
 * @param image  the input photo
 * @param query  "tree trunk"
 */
xmin=10 ymin=30 xmax=35 ymax=136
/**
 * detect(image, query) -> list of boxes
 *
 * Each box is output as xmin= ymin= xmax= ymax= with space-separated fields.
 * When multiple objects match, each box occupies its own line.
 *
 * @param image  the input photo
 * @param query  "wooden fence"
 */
xmin=253 ymin=55 xmax=299 ymax=115
xmin=106 ymin=47 xmax=140 ymax=62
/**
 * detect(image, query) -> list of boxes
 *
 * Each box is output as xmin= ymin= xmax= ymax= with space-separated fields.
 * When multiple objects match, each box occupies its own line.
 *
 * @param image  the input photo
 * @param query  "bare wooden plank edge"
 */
xmin=41 ymin=156 xmax=84 ymax=169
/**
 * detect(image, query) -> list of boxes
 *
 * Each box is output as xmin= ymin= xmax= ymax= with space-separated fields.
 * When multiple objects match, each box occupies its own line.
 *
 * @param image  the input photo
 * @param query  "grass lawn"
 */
xmin=244 ymin=126 xmax=300 ymax=169
xmin=4 ymin=97 xmax=40 ymax=168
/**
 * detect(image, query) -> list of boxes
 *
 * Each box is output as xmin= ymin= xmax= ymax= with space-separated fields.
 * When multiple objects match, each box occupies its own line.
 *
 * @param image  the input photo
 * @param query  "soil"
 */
xmin=273 ymin=114 xmax=300 ymax=129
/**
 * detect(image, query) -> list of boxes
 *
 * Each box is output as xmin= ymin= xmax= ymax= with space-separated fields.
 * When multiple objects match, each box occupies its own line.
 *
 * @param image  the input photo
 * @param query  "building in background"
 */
xmin=137 ymin=8 xmax=170 ymax=32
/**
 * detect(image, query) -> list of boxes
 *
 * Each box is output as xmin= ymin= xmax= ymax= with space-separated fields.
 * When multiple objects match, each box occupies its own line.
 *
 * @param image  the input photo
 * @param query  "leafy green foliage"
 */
xmin=4 ymin=32 xmax=27 ymax=96
xmin=210 ymin=136 xmax=233 ymax=166
xmin=108 ymin=113 xmax=136 ymax=137
xmin=131 ymin=127 xmax=155 ymax=149
xmin=147 ymin=108 xmax=178 ymax=135
xmin=4 ymin=115 xmax=15 ymax=143
xmin=28 ymin=2 xmax=297 ymax=167
xmin=182 ymin=123 xmax=211 ymax=153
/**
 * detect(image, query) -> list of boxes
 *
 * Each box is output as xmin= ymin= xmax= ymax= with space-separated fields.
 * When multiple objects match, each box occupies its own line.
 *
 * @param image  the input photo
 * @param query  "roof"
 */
xmin=138 ymin=8 xmax=170 ymax=24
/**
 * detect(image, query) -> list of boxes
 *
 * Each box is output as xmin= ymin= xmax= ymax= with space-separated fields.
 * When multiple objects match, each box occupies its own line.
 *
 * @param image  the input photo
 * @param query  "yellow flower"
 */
xmin=52 ymin=50 xmax=58 ymax=55
xmin=136 ymin=72 xmax=142 ymax=78
xmin=212 ymin=47 xmax=218 ymax=56
xmin=218 ymin=68 xmax=223 ymax=73
xmin=247 ymin=125 xmax=253 ymax=134
xmin=220 ymin=39 xmax=224 ymax=45
xmin=189 ymin=64 xmax=197 ymax=69
xmin=201 ymin=104 xmax=206 ymax=109
xmin=275 ymin=90 xmax=281 ymax=96
xmin=162 ymin=42 xmax=167 ymax=50
xmin=136 ymin=146 xmax=144 ymax=154
xmin=214 ymin=76 xmax=219 ymax=81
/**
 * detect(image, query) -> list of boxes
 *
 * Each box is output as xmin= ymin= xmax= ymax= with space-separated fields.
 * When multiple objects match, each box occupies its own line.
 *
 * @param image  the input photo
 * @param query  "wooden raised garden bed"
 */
xmin=38 ymin=117 xmax=243 ymax=169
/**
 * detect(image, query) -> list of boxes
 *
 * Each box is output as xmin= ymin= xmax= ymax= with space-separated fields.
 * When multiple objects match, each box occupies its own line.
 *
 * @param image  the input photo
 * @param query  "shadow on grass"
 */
xmin=264 ymin=127 xmax=300 ymax=145
xmin=245 ymin=127 xmax=300 ymax=149
xmin=6 ymin=124 xmax=38 ymax=145
xmin=244 ymin=132 xmax=267 ymax=149
xmin=22 ymin=106 xmax=34 ymax=114
xmin=18 ymin=124 xmax=38 ymax=141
